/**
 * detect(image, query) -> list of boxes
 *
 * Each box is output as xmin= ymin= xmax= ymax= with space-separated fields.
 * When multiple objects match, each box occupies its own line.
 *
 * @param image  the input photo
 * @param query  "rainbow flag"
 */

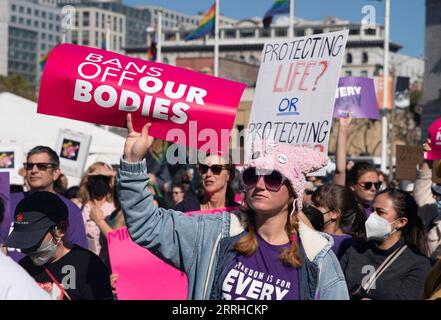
xmin=101 ymin=32 xmax=107 ymax=50
xmin=39 ymin=43 xmax=59 ymax=71
xmin=39 ymin=52 xmax=49 ymax=71
xmin=263 ymin=0 xmax=290 ymax=27
xmin=184 ymin=3 xmax=215 ymax=41
xmin=146 ymin=32 xmax=157 ymax=61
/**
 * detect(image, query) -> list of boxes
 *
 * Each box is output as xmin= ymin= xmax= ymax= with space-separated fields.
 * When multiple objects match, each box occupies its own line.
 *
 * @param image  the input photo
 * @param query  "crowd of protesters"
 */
xmin=1 ymin=116 xmax=441 ymax=300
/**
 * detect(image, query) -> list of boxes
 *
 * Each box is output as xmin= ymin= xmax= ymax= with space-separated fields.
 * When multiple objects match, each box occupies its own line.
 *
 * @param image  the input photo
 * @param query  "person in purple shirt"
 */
xmin=303 ymin=184 xmax=366 ymax=259
xmin=0 ymin=146 xmax=87 ymax=262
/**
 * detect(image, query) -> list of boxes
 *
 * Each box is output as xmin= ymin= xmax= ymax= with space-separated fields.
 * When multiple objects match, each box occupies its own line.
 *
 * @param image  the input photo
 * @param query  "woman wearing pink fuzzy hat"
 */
xmin=116 ymin=115 xmax=349 ymax=300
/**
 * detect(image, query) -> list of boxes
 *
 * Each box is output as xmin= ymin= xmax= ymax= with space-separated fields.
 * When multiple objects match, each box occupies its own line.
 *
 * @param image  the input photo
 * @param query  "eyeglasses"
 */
xmin=357 ymin=181 xmax=382 ymax=190
xmin=198 ymin=164 xmax=227 ymax=175
xmin=241 ymin=167 xmax=287 ymax=192
xmin=173 ymin=191 xmax=183 ymax=195
xmin=23 ymin=162 xmax=57 ymax=171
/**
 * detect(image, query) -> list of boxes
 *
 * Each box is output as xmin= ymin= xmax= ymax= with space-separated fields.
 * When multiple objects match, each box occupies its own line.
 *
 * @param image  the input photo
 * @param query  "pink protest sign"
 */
xmin=426 ymin=117 xmax=441 ymax=160
xmin=37 ymin=44 xmax=246 ymax=152
xmin=107 ymin=227 xmax=188 ymax=300
xmin=108 ymin=207 xmax=237 ymax=300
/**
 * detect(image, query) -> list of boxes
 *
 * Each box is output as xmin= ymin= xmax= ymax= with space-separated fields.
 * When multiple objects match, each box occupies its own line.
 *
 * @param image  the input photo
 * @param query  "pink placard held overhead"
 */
xmin=426 ymin=117 xmax=441 ymax=160
xmin=37 ymin=44 xmax=246 ymax=152
xmin=107 ymin=207 xmax=238 ymax=300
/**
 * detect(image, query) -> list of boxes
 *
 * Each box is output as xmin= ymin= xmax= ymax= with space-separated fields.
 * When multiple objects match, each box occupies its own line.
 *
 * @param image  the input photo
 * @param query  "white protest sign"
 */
xmin=0 ymin=142 xmax=24 ymax=185
xmin=246 ymin=30 xmax=349 ymax=176
xmin=54 ymin=129 xmax=92 ymax=178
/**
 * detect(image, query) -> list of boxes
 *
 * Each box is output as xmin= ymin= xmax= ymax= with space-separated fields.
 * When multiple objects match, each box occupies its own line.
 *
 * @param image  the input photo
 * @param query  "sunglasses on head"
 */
xmin=358 ymin=181 xmax=382 ymax=190
xmin=198 ymin=164 xmax=227 ymax=175
xmin=241 ymin=167 xmax=287 ymax=192
xmin=23 ymin=162 xmax=57 ymax=171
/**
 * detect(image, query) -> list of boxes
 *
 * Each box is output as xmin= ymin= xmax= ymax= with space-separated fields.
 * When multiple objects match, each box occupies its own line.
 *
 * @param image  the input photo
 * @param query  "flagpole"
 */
xmin=289 ymin=0 xmax=294 ymax=38
xmin=214 ymin=0 xmax=220 ymax=77
xmin=381 ymin=0 xmax=390 ymax=174
xmin=157 ymin=9 xmax=163 ymax=63
xmin=106 ymin=16 xmax=111 ymax=51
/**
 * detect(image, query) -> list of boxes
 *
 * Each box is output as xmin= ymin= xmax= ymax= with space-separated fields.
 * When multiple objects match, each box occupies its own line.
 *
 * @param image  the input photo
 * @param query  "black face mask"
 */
xmin=303 ymin=205 xmax=325 ymax=231
xmin=87 ymin=175 xmax=111 ymax=199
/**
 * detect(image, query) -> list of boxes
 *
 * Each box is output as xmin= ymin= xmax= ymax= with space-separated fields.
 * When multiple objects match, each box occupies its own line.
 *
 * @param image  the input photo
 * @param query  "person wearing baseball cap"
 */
xmin=116 ymin=114 xmax=349 ymax=300
xmin=5 ymin=191 xmax=113 ymax=300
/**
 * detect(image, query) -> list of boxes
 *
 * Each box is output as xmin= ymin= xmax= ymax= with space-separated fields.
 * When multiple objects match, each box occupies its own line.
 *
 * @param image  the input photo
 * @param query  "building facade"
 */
xmin=0 ymin=0 xmax=62 ymax=89
xmin=67 ymin=6 xmax=125 ymax=52
xmin=421 ymin=0 xmax=441 ymax=140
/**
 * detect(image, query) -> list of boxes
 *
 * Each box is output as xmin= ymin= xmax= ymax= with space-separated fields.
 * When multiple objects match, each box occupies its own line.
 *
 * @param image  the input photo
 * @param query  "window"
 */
xmin=41 ymin=33 xmax=46 ymax=40
xmin=35 ymin=9 xmax=39 ymax=17
xmin=349 ymin=29 xmax=360 ymax=35
xmin=361 ymin=70 xmax=368 ymax=77
xmin=259 ymin=29 xmax=271 ymax=38
xmin=240 ymin=29 xmax=254 ymax=38
xmin=34 ymin=20 xmax=38 ymax=27
xmin=41 ymin=43 xmax=46 ymax=51
xmin=27 ymin=8 xmax=31 ymax=15
xmin=12 ymin=4 xmax=16 ymax=11
xmin=119 ymin=19 xmax=123 ymax=33
xmin=49 ymin=13 xmax=53 ymax=20
xmin=96 ymin=12 xmax=99 ymax=28
xmin=49 ymin=34 xmax=53 ymax=41
xmin=42 ymin=22 xmax=46 ymax=28
xmin=19 ymin=17 xmax=24 ymax=24
xmin=83 ymin=12 xmax=89 ymax=27
xmin=346 ymin=53 xmax=353 ymax=64
xmin=113 ymin=17 xmax=117 ymax=31
xmin=295 ymin=29 xmax=305 ymax=37
xmin=49 ymin=23 xmax=53 ymax=30
xmin=365 ymin=28 xmax=376 ymax=35
xmin=19 ymin=6 xmax=24 ymax=13
xmin=345 ymin=70 xmax=352 ymax=76
xmin=42 ymin=12 xmax=46 ymax=19
xmin=362 ymin=52 xmax=369 ymax=64
xmin=26 ymin=19 xmax=31 ymax=26
xmin=11 ymin=16 xmax=16 ymax=23
xmin=313 ymin=28 xmax=323 ymax=34
xmin=276 ymin=28 xmax=287 ymax=37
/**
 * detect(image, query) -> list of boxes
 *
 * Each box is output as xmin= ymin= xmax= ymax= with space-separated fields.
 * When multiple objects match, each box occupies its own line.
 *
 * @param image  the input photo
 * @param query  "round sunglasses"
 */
xmin=241 ymin=167 xmax=288 ymax=192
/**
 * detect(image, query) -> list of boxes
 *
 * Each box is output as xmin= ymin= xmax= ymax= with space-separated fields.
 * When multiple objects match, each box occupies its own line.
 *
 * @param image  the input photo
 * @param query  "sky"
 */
xmin=126 ymin=0 xmax=425 ymax=57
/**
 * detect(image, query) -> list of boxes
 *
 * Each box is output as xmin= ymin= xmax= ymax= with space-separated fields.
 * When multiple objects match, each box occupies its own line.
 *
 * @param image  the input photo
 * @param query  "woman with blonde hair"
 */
xmin=115 ymin=115 xmax=348 ymax=300
xmin=77 ymin=162 xmax=117 ymax=256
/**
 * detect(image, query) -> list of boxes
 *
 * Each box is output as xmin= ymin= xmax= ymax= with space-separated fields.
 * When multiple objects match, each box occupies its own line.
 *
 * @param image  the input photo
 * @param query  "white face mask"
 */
xmin=27 ymin=236 xmax=58 ymax=266
xmin=365 ymin=213 xmax=399 ymax=241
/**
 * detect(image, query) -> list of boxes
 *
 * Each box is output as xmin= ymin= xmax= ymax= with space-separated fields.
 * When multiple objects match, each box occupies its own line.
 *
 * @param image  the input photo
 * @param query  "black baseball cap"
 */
xmin=5 ymin=192 xmax=68 ymax=250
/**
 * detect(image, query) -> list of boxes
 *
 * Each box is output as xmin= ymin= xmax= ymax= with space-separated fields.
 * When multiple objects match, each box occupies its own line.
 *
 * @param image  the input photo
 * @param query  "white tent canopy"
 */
xmin=0 ymin=92 xmax=126 ymax=186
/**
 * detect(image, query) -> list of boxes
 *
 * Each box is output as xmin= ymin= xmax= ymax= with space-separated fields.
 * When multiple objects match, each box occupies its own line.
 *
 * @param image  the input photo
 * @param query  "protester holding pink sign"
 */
xmin=37 ymin=44 xmax=246 ymax=153
xmin=115 ymin=115 xmax=348 ymax=300
xmin=426 ymin=117 xmax=441 ymax=160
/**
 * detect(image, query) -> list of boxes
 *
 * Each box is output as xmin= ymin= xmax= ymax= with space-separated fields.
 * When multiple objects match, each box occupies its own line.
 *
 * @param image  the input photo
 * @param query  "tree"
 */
xmin=0 ymin=74 xmax=36 ymax=101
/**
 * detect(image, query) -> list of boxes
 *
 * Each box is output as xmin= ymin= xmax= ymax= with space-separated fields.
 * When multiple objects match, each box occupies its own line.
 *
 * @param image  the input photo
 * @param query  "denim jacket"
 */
xmin=117 ymin=158 xmax=349 ymax=300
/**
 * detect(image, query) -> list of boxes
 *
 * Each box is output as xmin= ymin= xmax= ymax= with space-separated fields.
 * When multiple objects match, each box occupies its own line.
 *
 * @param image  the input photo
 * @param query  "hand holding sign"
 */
xmin=124 ymin=114 xmax=154 ymax=163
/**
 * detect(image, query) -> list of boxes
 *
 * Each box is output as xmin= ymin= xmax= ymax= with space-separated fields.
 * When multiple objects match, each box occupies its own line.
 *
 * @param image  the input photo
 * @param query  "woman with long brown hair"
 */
xmin=115 ymin=115 xmax=348 ymax=300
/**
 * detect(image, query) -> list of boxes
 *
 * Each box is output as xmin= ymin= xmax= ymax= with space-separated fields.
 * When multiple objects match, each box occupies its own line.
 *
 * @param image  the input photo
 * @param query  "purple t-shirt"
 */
xmin=330 ymin=234 xmax=355 ymax=259
xmin=1 ymin=192 xmax=88 ymax=262
xmin=221 ymin=233 xmax=300 ymax=300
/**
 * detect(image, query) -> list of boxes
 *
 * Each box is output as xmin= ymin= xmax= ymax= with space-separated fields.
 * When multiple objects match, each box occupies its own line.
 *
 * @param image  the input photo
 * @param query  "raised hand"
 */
xmin=123 ymin=114 xmax=154 ymax=163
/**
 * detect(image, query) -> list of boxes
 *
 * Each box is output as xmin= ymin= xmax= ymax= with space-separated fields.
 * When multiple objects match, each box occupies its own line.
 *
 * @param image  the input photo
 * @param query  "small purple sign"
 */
xmin=333 ymin=77 xmax=380 ymax=119
xmin=0 ymin=172 xmax=10 ymax=245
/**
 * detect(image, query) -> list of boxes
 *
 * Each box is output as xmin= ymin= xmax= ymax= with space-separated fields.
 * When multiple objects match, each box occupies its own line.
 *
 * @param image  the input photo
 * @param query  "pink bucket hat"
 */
xmin=244 ymin=140 xmax=328 ymax=212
